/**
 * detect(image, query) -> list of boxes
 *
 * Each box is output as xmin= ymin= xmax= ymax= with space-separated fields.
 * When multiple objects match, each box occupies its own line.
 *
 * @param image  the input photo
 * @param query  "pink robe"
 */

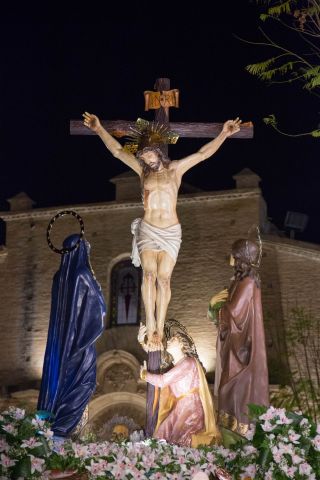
xmin=146 ymin=357 xmax=205 ymax=447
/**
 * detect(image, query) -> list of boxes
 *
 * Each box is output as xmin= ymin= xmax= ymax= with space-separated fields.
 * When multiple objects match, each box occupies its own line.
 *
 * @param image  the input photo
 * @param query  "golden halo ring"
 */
xmin=47 ymin=210 xmax=85 ymax=254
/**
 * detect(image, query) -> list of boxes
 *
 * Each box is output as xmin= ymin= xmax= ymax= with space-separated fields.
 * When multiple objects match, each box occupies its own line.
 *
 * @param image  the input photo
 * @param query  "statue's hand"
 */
xmin=222 ymin=118 xmax=242 ymax=137
xmin=137 ymin=323 xmax=147 ymax=344
xmin=140 ymin=360 xmax=147 ymax=381
xmin=210 ymin=288 xmax=228 ymax=307
xmin=82 ymin=111 xmax=102 ymax=132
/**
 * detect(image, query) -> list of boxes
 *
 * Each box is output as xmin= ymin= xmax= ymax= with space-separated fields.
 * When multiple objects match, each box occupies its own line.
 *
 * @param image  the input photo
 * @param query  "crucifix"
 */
xmin=72 ymin=78 xmax=253 ymax=437
xmin=72 ymin=76 xmax=252 ymax=345
xmin=71 ymin=78 xmax=253 ymax=142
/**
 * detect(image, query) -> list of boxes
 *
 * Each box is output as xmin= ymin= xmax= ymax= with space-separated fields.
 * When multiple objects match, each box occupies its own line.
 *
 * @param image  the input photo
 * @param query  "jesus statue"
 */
xmin=83 ymin=112 xmax=241 ymax=346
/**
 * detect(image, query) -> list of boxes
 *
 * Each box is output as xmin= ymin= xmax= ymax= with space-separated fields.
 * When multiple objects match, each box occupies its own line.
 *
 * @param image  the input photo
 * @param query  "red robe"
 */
xmin=215 ymin=276 xmax=269 ymax=435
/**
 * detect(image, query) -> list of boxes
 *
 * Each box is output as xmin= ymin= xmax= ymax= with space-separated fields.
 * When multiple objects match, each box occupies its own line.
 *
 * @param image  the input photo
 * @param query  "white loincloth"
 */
xmin=131 ymin=218 xmax=182 ymax=267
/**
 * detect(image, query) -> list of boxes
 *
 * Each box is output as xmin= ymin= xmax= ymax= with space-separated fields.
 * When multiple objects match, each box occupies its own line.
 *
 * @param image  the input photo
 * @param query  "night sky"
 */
xmin=0 ymin=4 xmax=319 ymax=243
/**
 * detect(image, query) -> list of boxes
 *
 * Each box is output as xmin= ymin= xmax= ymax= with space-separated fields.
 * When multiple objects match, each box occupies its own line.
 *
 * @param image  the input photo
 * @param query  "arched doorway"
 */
xmin=86 ymin=350 xmax=146 ymax=440
xmin=88 ymin=392 xmax=146 ymax=440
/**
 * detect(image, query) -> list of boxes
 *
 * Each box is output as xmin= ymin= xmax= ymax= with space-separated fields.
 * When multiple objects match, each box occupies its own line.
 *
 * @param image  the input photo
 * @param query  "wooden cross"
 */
xmin=69 ymin=77 xmax=253 ymax=439
xmin=70 ymin=77 xmax=253 ymax=156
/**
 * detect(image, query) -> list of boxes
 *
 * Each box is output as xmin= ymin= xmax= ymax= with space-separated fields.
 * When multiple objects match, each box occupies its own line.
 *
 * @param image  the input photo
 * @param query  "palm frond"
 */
xmin=267 ymin=0 xmax=295 ymax=17
xmin=303 ymin=67 xmax=320 ymax=89
xmin=245 ymin=57 xmax=276 ymax=75
xmin=303 ymin=65 xmax=320 ymax=77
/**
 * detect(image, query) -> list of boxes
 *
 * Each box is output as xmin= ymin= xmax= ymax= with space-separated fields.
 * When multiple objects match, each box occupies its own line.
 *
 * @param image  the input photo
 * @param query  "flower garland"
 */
xmin=0 ymin=404 xmax=319 ymax=479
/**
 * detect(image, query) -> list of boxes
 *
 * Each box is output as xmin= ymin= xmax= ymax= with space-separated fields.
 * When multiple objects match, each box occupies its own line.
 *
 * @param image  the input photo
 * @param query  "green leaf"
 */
xmin=259 ymin=13 xmax=270 ymax=21
xmin=303 ymin=66 xmax=320 ymax=79
xmin=11 ymin=456 xmax=31 ymax=479
xmin=263 ymin=114 xmax=277 ymax=127
xmin=247 ymin=403 xmax=267 ymax=419
xmin=267 ymin=1 xmax=292 ymax=17
xmin=246 ymin=58 xmax=275 ymax=75
xmin=258 ymin=446 xmax=272 ymax=469
xmin=220 ymin=427 xmax=247 ymax=448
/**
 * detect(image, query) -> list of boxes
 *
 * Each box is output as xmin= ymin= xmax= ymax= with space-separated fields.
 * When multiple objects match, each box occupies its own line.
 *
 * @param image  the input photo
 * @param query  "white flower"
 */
xmin=39 ymin=471 xmax=51 ymax=480
xmin=282 ymin=465 xmax=297 ymax=478
xmin=264 ymin=464 xmax=274 ymax=480
xmin=87 ymin=442 xmax=101 ymax=456
xmin=110 ymin=462 xmax=127 ymax=478
xmin=312 ymin=434 xmax=320 ymax=451
xmin=299 ymin=462 xmax=312 ymax=476
xmin=42 ymin=428 xmax=54 ymax=439
xmin=85 ymin=459 xmax=108 ymax=476
xmin=176 ymin=455 xmax=187 ymax=465
xmin=259 ymin=406 xmax=277 ymax=421
xmin=191 ymin=473 xmax=210 ymax=480
xmin=276 ymin=412 xmax=293 ymax=425
xmin=288 ymin=429 xmax=300 ymax=444
xmin=11 ymin=408 xmax=25 ymax=420
xmin=0 ymin=438 xmax=9 ymax=452
xmin=271 ymin=446 xmax=283 ymax=464
xmin=227 ymin=451 xmax=237 ymax=460
xmin=32 ymin=418 xmax=46 ymax=429
xmin=2 ymin=424 xmax=17 ymax=435
xmin=205 ymin=451 xmax=216 ymax=463
xmin=261 ymin=420 xmax=276 ymax=432
xmin=240 ymin=463 xmax=257 ymax=479
xmin=242 ymin=445 xmax=258 ymax=456
xmin=291 ymin=453 xmax=304 ymax=464
xmin=97 ymin=443 xmax=112 ymax=457
xmin=149 ymin=472 xmax=165 ymax=480
xmin=21 ymin=437 xmax=42 ymax=448
xmin=29 ymin=455 xmax=45 ymax=474
xmin=278 ymin=441 xmax=294 ymax=455
xmin=167 ymin=473 xmax=184 ymax=480
xmin=300 ymin=418 xmax=309 ymax=428
xmin=245 ymin=423 xmax=256 ymax=440
xmin=189 ymin=466 xmax=203 ymax=477
xmin=132 ymin=470 xmax=147 ymax=480
xmin=71 ymin=442 xmax=89 ymax=458
xmin=56 ymin=445 xmax=67 ymax=456
xmin=0 ymin=453 xmax=16 ymax=468
xmin=215 ymin=446 xmax=230 ymax=458
xmin=161 ymin=453 xmax=173 ymax=465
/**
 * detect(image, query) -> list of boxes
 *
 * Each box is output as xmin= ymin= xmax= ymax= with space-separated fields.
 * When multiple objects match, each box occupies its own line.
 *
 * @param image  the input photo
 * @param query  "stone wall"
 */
xmin=263 ymin=237 xmax=320 ymax=384
xmin=1 ymin=179 xmax=319 ymax=388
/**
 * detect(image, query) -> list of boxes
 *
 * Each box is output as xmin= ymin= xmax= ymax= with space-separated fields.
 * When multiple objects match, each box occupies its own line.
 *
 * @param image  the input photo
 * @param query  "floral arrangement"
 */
xmin=0 ymin=406 xmax=54 ymax=479
xmin=226 ymin=404 xmax=320 ymax=479
xmin=0 ymin=405 xmax=320 ymax=479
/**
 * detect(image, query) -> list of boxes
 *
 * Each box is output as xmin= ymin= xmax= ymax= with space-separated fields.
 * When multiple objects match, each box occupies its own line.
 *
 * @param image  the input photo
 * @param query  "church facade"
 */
xmin=1 ymin=168 xmax=319 ymax=431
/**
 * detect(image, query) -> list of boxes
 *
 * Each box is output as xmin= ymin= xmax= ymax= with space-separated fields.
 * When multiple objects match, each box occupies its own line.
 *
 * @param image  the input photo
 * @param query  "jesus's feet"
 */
xmin=147 ymin=331 xmax=163 ymax=351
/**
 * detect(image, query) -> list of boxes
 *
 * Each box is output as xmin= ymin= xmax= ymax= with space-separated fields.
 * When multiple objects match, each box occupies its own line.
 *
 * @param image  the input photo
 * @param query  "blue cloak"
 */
xmin=38 ymin=235 xmax=106 ymax=436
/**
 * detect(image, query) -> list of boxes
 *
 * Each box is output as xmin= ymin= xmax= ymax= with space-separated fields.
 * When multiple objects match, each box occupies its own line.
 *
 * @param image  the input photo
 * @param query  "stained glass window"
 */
xmin=110 ymin=259 xmax=142 ymax=326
